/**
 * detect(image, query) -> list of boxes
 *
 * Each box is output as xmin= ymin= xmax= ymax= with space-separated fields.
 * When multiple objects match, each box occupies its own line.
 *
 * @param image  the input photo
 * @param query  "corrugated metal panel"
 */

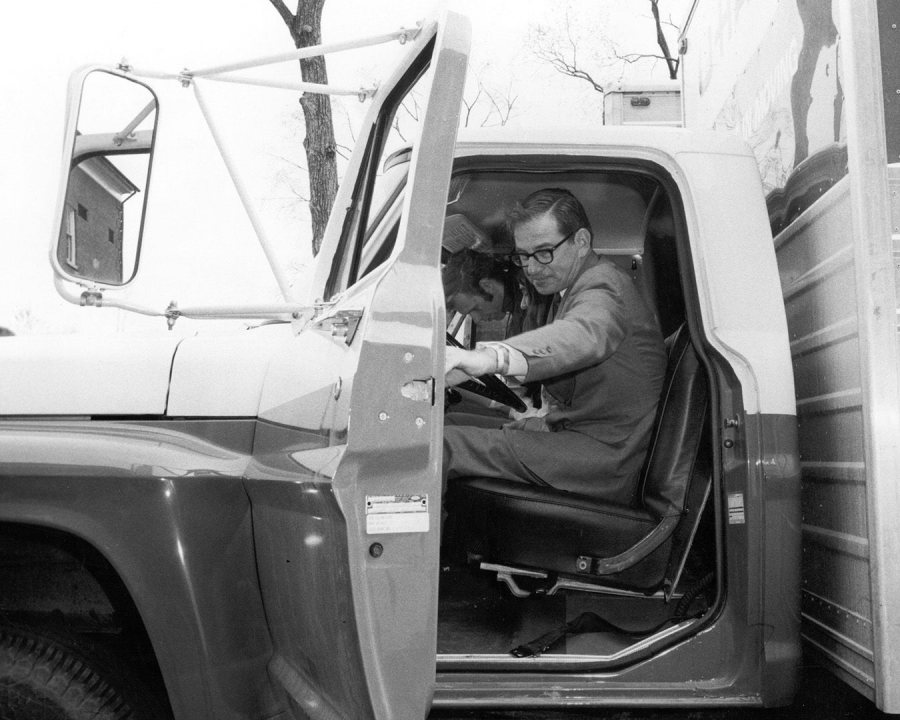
xmin=839 ymin=1 xmax=900 ymax=709
xmin=774 ymin=176 xmax=876 ymax=699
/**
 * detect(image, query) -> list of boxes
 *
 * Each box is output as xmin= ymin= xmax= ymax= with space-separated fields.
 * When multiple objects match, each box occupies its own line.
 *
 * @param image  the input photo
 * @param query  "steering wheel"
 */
xmin=446 ymin=333 xmax=527 ymax=412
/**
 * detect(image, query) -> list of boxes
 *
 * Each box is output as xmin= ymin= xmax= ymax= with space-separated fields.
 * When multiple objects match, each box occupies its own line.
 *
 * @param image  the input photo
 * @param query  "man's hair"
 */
xmin=508 ymin=188 xmax=592 ymax=239
xmin=442 ymin=249 xmax=512 ymax=300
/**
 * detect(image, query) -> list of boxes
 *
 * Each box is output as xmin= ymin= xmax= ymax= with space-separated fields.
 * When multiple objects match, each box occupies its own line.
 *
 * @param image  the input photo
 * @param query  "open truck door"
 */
xmin=244 ymin=13 xmax=470 ymax=720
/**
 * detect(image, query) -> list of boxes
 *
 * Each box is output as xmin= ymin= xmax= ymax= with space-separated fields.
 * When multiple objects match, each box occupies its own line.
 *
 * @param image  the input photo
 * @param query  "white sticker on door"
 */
xmin=727 ymin=492 xmax=746 ymax=525
xmin=366 ymin=494 xmax=429 ymax=534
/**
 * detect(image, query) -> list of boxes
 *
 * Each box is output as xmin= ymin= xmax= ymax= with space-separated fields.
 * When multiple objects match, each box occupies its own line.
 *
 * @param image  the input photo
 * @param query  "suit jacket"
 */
xmin=503 ymin=255 xmax=667 ymax=499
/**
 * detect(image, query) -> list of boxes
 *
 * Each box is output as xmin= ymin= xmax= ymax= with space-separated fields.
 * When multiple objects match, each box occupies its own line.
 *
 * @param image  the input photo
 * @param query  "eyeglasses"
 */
xmin=508 ymin=230 xmax=577 ymax=267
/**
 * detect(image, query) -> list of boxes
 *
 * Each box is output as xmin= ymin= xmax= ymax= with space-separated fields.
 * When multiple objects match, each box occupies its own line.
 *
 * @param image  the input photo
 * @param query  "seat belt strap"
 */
xmin=511 ymin=611 xmax=670 ymax=658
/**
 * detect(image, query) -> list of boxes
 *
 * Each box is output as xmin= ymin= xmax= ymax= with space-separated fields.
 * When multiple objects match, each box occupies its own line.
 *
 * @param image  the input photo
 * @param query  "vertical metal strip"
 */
xmin=838 ymin=0 xmax=900 ymax=711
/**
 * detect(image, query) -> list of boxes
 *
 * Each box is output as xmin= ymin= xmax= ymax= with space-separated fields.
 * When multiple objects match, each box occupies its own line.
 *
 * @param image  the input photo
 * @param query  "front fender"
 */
xmin=0 ymin=419 xmax=283 ymax=720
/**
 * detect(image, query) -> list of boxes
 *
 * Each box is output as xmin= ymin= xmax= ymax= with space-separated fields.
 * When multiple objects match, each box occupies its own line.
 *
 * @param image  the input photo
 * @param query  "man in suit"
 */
xmin=443 ymin=188 xmax=667 ymax=504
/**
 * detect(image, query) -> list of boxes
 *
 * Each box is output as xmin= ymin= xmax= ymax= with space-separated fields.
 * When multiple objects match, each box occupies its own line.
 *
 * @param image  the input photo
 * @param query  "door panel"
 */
xmin=246 ymin=13 xmax=470 ymax=720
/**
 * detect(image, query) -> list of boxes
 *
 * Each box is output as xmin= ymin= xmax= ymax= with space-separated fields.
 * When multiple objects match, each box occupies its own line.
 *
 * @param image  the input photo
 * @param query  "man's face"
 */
xmin=448 ymin=279 xmax=506 ymax=323
xmin=513 ymin=213 xmax=590 ymax=295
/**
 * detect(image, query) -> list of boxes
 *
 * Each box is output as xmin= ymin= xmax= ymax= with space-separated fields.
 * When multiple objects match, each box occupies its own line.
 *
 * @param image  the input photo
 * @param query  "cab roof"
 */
xmin=453 ymin=125 xmax=753 ymax=159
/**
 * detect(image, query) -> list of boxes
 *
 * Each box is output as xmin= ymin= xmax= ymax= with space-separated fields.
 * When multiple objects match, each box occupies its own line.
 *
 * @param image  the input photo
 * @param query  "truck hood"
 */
xmin=0 ymin=325 xmax=292 ymax=417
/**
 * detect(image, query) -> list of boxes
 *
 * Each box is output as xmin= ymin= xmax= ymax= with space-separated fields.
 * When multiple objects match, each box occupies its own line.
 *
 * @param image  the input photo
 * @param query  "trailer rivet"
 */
xmin=369 ymin=543 xmax=384 ymax=558
xmin=403 ymin=352 xmax=414 ymax=363
xmin=378 ymin=411 xmax=389 ymax=421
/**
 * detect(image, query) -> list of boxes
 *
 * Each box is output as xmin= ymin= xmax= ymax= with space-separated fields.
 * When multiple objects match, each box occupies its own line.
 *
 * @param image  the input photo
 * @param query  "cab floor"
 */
xmin=436 ymin=564 xmax=674 ymax=656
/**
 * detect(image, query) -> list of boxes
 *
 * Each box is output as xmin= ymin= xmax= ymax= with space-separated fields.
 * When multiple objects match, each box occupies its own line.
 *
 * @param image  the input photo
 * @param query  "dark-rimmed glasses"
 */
xmin=508 ymin=230 xmax=577 ymax=267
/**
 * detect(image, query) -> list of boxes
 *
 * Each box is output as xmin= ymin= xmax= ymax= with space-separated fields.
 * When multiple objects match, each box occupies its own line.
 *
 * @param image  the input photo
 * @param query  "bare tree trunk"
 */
xmin=268 ymin=0 xmax=338 ymax=256
xmin=650 ymin=0 xmax=679 ymax=80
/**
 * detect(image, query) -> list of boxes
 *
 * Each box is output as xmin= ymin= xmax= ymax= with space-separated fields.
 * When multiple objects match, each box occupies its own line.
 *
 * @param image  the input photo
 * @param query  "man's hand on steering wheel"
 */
xmin=445 ymin=346 xmax=499 ymax=384
xmin=444 ymin=334 xmax=527 ymax=412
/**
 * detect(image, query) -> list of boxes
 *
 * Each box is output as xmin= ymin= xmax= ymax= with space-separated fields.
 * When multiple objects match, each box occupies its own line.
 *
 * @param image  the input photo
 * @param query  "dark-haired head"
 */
xmin=442 ymin=249 xmax=519 ymax=323
xmin=508 ymin=188 xmax=592 ymax=240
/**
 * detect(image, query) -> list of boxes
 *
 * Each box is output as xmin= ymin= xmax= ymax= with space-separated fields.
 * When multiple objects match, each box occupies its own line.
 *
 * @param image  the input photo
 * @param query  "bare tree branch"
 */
xmin=533 ymin=38 xmax=608 ymax=93
xmin=530 ymin=10 xmax=610 ymax=94
xmin=391 ymin=93 xmax=423 ymax=140
xmin=400 ymin=94 xmax=421 ymax=121
xmin=530 ymin=1 xmax=683 ymax=92
xmin=270 ymin=152 xmax=307 ymax=172
xmin=286 ymin=186 xmax=310 ymax=202
xmin=615 ymin=50 xmax=669 ymax=67
xmin=461 ymin=85 xmax=483 ymax=128
xmin=267 ymin=0 xmax=294 ymax=30
xmin=343 ymin=109 xmax=356 ymax=145
xmin=485 ymin=86 xmax=517 ymax=127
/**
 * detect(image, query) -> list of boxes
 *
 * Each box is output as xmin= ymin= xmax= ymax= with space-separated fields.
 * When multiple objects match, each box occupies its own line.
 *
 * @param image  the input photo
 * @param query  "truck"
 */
xmin=681 ymin=0 xmax=900 ymax=712
xmin=0 ymin=8 xmax=827 ymax=720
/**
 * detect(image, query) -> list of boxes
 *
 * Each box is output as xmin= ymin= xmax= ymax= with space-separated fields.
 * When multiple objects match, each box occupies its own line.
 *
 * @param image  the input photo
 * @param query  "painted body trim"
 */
xmin=434 ymin=410 xmax=800 ymax=706
xmin=0 ymin=419 xmax=281 ymax=720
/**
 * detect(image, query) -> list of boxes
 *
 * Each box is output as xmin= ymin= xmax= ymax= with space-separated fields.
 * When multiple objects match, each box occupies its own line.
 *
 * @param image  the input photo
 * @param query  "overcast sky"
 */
xmin=0 ymin=0 xmax=690 ymax=335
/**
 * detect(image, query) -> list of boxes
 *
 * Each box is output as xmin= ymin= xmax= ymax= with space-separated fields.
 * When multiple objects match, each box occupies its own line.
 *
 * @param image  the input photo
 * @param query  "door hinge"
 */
xmin=322 ymin=309 xmax=364 ymax=345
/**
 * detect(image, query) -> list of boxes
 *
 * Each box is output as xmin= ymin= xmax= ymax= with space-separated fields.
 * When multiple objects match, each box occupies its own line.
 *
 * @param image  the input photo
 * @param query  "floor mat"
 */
xmin=437 ymin=566 xmax=680 ymax=657
xmin=437 ymin=565 xmax=567 ymax=655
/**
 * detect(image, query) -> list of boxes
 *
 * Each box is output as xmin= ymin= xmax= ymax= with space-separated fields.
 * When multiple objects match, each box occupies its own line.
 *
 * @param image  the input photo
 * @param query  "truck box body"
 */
xmin=603 ymin=82 xmax=682 ymax=126
xmin=682 ymin=0 xmax=900 ymax=710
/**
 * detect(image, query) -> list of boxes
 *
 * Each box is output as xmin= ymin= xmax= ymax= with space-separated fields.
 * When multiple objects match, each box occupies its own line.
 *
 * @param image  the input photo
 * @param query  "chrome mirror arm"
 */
xmin=54 ymin=276 xmax=317 ymax=330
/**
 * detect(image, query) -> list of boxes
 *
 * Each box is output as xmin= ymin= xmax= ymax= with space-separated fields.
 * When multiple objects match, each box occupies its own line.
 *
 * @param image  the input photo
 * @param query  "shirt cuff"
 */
xmin=477 ymin=341 xmax=528 ymax=378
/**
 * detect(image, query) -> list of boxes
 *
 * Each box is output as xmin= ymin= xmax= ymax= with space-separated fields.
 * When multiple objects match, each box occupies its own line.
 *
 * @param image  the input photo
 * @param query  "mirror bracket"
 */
xmin=165 ymin=301 xmax=180 ymax=330
xmin=79 ymin=289 xmax=105 ymax=308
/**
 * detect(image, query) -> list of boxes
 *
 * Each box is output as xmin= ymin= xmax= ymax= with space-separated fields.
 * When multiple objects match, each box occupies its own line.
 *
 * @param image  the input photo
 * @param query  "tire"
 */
xmin=0 ymin=625 xmax=169 ymax=720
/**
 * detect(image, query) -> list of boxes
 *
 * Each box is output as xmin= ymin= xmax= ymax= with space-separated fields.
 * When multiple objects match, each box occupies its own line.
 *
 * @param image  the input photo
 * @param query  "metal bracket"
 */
xmin=79 ymin=289 xmax=104 ymax=307
xmin=480 ymin=562 xmax=548 ymax=598
xmin=480 ymin=561 xmax=673 ymax=599
xmin=165 ymin=300 xmax=181 ymax=331
xmin=545 ymin=575 xmax=668 ymax=598
xmin=357 ymin=84 xmax=379 ymax=102
xmin=326 ymin=309 xmax=363 ymax=345
xmin=397 ymin=23 xmax=423 ymax=45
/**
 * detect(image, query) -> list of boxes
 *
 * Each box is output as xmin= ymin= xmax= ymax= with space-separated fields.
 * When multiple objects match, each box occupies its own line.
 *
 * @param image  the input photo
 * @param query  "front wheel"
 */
xmin=0 ymin=625 xmax=170 ymax=720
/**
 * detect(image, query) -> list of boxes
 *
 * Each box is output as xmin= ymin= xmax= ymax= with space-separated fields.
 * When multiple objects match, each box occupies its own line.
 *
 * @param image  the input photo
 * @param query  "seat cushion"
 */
xmin=446 ymin=324 xmax=708 ymax=592
xmin=449 ymin=477 xmax=657 ymax=576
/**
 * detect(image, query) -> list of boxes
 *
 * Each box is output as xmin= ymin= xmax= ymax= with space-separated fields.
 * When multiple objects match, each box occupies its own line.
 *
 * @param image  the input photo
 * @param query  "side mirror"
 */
xmin=52 ymin=69 xmax=158 ymax=288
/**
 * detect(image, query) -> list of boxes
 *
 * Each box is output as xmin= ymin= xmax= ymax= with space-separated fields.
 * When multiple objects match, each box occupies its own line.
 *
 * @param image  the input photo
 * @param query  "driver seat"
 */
xmin=447 ymin=324 xmax=711 ymax=595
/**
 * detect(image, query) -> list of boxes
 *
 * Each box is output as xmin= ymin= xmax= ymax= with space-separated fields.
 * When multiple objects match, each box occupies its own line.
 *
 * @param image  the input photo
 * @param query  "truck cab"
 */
xmin=0 ymin=12 xmax=802 ymax=719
